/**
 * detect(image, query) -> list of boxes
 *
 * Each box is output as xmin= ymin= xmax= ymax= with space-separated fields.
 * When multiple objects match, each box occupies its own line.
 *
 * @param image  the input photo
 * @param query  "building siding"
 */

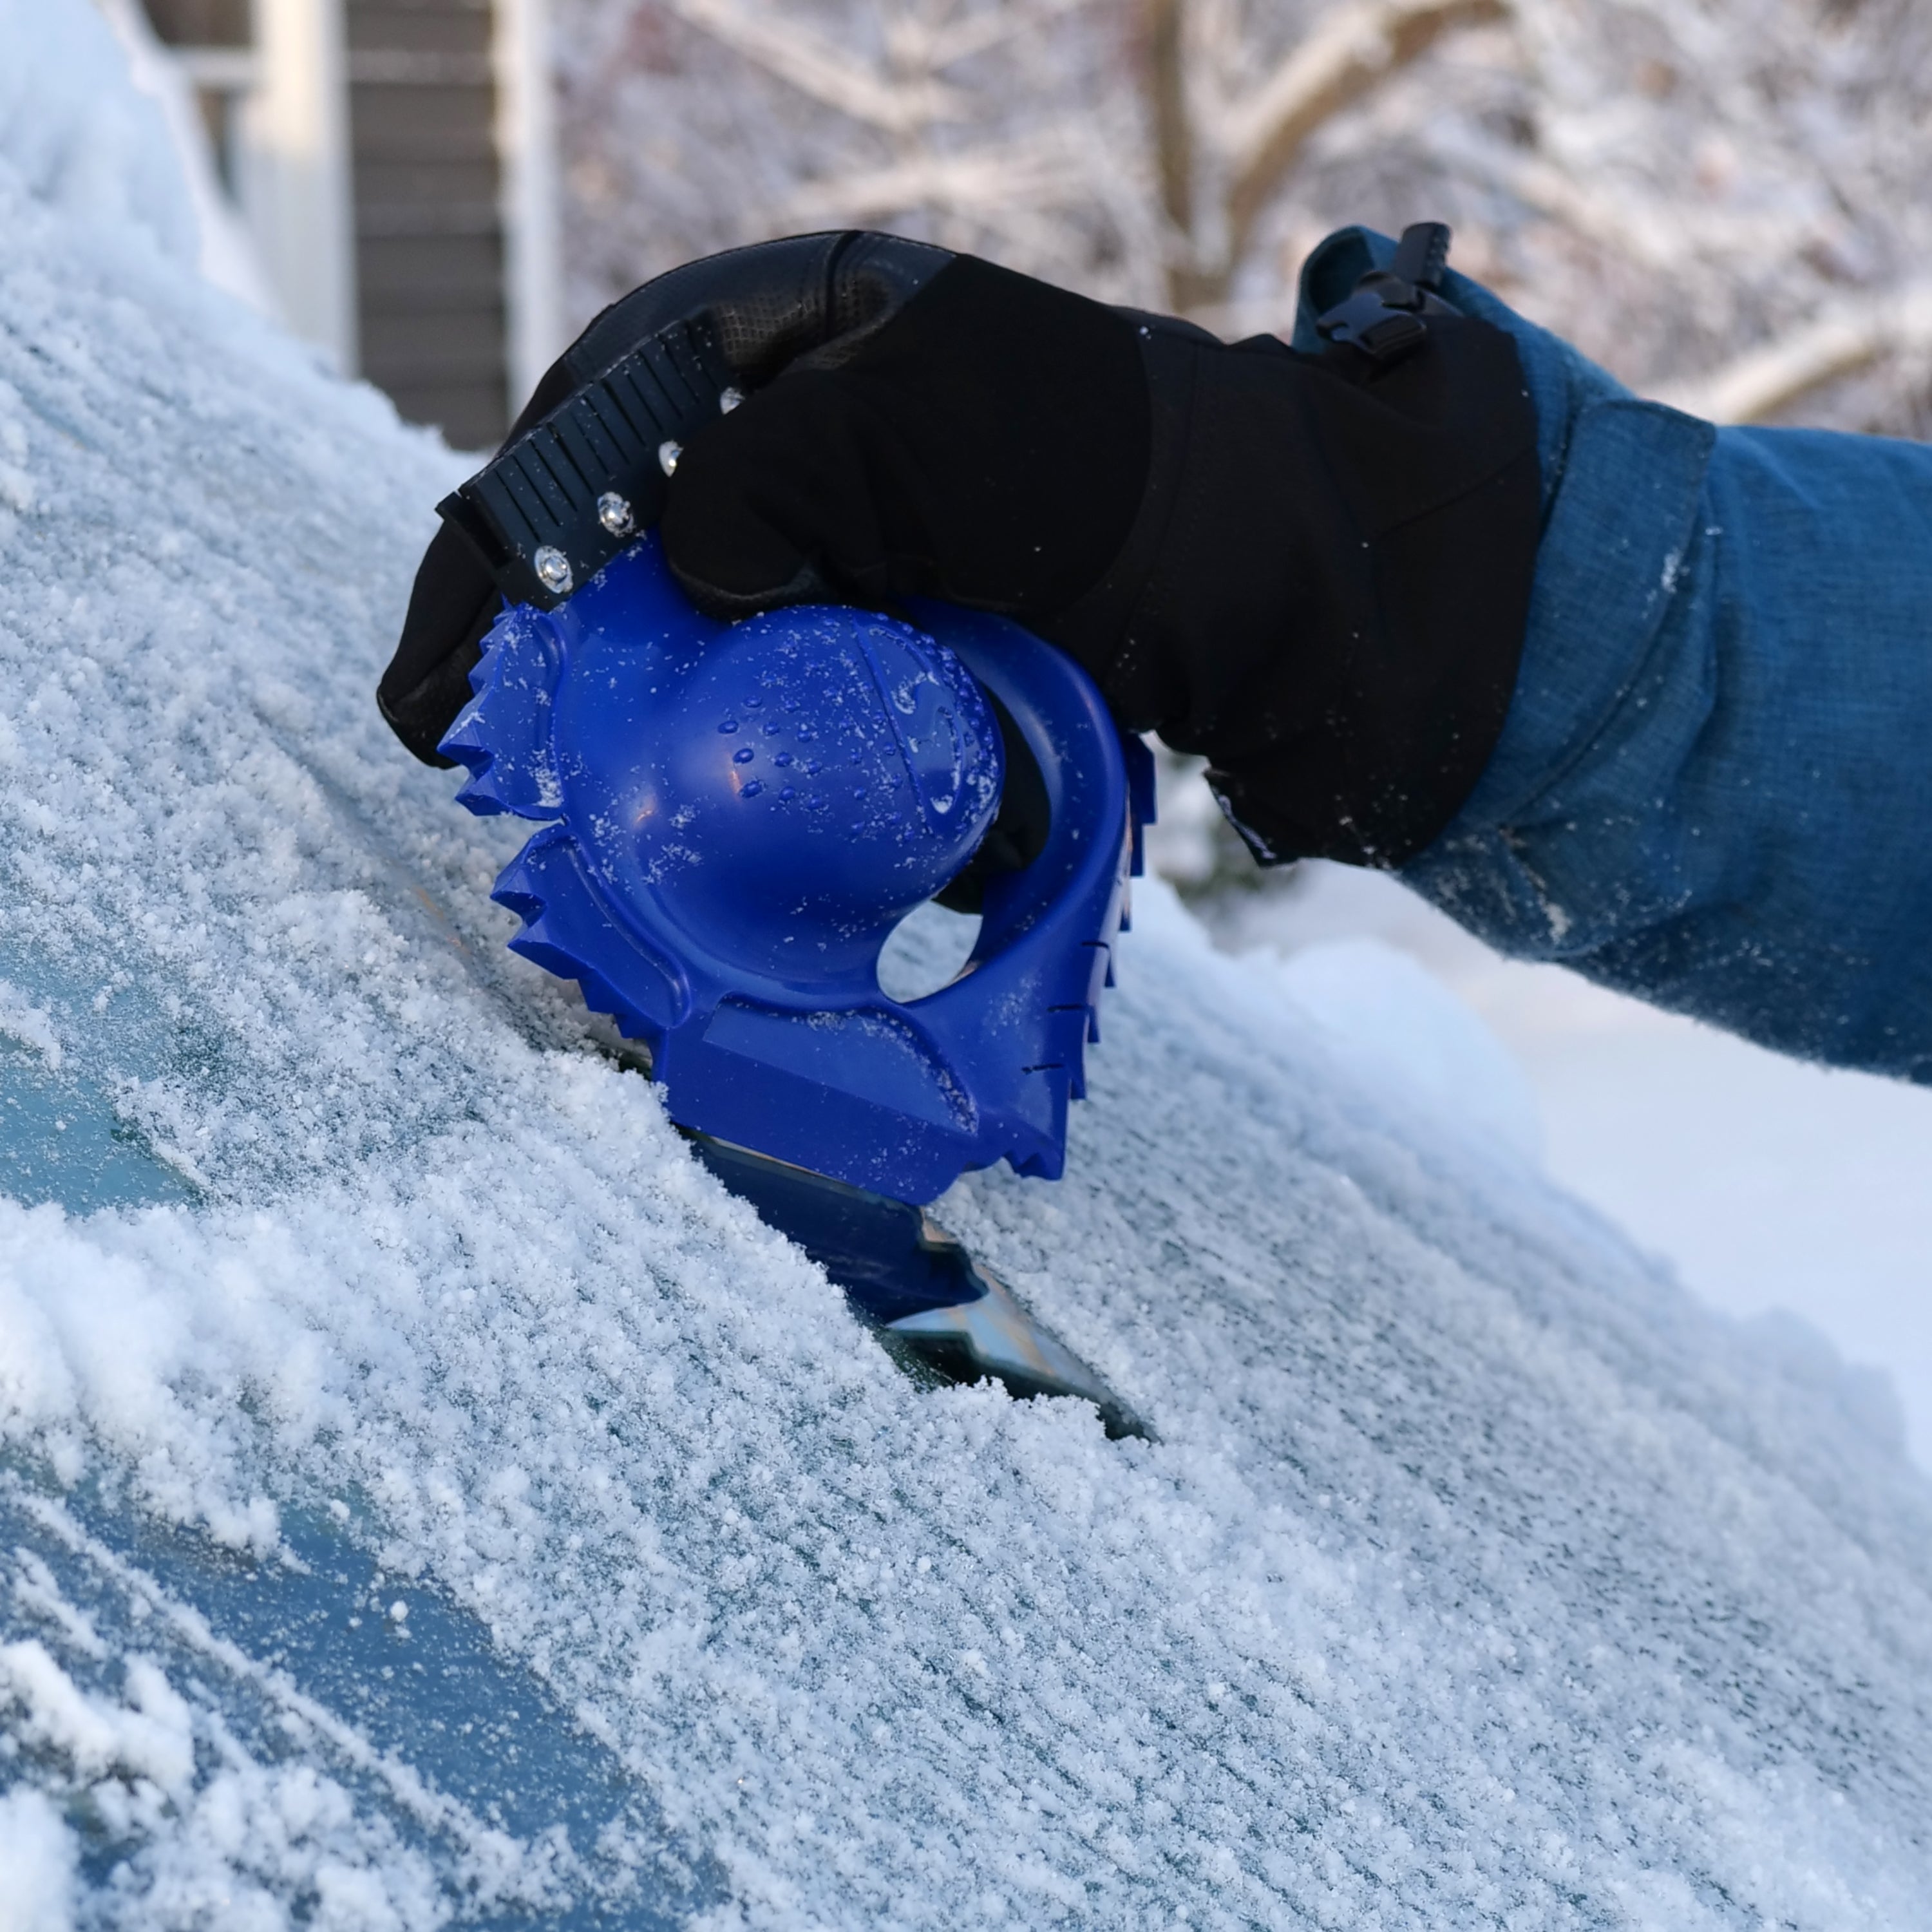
xmin=346 ymin=0 xmax=509 ymax=448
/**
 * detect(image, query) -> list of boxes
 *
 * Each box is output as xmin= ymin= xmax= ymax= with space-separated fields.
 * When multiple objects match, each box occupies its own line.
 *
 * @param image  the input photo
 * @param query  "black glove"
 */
xmin=381 ymin=229 xmax=1539 ymax=868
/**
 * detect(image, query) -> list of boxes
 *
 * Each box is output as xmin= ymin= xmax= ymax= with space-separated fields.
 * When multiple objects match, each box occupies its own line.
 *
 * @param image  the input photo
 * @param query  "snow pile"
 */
xmin=5 ymin=6 xmax=1932 ymax=1926
xmin=1202 ymin=855 xmax=1932 ymax=1470
xmin=0 ymin=0 xmax=196 ymax=276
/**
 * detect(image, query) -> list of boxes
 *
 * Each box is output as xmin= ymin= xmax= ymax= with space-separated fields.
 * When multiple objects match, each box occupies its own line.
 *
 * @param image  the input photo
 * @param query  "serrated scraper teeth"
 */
xmin=439 ymin=706 xmax=504 ymax=814
xmin=489 ymin=831 xmax=561 ymax=928
xmin=489 ymin=823 xmax=683 ymax=1048
xmin=436 ymin=607 xmax=565 ymax=821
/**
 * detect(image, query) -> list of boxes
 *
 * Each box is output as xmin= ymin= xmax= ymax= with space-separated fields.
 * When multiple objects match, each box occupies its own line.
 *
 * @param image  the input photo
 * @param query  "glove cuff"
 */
xmin=1044 ymin=310 xmax=1540 ymax=869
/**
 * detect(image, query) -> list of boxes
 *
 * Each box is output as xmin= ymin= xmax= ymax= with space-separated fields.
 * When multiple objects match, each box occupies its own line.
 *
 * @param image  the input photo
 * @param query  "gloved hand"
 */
xmin=381 ymin=229 xmax=1539 ymax=867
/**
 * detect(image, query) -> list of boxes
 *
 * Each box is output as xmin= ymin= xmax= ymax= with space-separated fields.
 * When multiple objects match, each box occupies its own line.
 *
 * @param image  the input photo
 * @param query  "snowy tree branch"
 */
xmin=1145 ymin=0 xmax=1193 ymax=240
xmin=780 ymin=143 xmax=1081 ymax=226
xmin=922 ymin=0 xmax=1093 ymax=71
xmin=1220 ymin=0 xmax=1502 ymax=244
xmin=1662 ymin=287 xmax=1932 ymax=425
xmin=667 ymin=0 xmax=969 ymax=133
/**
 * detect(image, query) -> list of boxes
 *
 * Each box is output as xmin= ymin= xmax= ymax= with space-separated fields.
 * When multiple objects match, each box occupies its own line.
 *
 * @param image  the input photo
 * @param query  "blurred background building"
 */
xmin=128 ymin=0 xmax=561 ymax=447
xmin=115 ymin=0 xmax=1932 ymax=464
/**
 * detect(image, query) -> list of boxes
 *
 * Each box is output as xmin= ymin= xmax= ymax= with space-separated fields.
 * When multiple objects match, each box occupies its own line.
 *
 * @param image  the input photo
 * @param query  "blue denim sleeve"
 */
xmin=1292 ymin=228 xmax=1932 ymax=1082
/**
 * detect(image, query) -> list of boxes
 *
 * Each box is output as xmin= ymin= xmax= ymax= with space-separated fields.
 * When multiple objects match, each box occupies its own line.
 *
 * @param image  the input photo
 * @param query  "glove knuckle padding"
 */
xmin=568 ymin=231 xmax=952 ymax=393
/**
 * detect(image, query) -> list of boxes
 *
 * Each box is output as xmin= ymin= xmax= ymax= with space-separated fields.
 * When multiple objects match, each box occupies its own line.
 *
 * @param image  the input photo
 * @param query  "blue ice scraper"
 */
xmin=436 ymin=352 xmax=1150 ymax=1435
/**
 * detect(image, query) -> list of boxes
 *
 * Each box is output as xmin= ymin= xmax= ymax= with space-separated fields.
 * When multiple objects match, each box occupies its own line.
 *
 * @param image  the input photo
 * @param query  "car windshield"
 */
xmin=9 ymin=3 xmax=1932 ymax=1926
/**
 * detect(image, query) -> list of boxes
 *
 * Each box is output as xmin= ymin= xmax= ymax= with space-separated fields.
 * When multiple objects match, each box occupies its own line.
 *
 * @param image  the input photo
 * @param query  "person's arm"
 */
xmin=1296 ymin=230 xmax=1932 ymax=1081
xmin=386 ymin=226 xmax=1932 ymax=1082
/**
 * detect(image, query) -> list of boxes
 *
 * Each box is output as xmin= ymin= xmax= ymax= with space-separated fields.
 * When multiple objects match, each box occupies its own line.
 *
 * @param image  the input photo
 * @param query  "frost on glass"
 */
xmin=7 ymin=2 xmax=1932 ymax=1926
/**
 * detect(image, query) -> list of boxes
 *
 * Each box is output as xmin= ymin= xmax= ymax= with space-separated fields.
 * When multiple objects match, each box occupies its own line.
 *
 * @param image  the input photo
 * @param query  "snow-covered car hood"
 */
xmin=4 ymin=5 xmax=1932 ymax=1924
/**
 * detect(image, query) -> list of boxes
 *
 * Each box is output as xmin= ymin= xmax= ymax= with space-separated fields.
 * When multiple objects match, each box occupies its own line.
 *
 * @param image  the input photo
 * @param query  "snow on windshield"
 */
xmin=5 ymin=3 xmax=1932 ymax=1926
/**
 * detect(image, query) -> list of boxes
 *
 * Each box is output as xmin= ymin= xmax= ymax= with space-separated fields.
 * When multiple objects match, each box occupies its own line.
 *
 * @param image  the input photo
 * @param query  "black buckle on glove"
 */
xmin=1316 ymin=222 xmax=1457 ymax=366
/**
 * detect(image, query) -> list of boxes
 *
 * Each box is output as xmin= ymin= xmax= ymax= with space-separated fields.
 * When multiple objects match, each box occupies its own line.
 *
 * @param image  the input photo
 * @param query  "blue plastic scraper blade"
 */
xmin=687 ymin=1133 xmax=1146 ymax=1440
xmin=438 ymin=534 xmax=1150 ymax=1432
